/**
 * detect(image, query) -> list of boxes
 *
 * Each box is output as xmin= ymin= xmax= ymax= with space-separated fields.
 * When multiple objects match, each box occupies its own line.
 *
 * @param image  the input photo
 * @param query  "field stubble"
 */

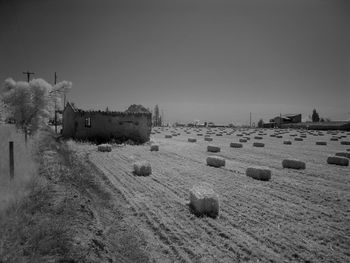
xmin=70 ymin=128 xmax=350 ymax=262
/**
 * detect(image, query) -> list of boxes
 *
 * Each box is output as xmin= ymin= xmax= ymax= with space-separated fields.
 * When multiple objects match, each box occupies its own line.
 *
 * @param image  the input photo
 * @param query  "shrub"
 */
xmin=283 ymin=140 xmax=292 ymax=145
xmin=239 ymin=139 xmax=247 ymax=143
xmin=316 ymin=141 xmax=327 ymax=145
xmin=294 ymin=138 xmax=303 ymax=141
xmin=165 ymin=135 xmax=172 ymax=138
xmin=188 ymin=138 xmax=197 ymax=143
xmin=204 ymin=137 xmax=213 ymax=142
xmin=340 ymin=141 xmax=350 ymax=145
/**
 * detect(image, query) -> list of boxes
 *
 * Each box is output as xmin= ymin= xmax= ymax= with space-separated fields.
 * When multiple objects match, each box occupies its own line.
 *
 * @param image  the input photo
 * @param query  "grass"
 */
xmin=0 ymin=125 xmax=150 ymax=262
xmin=0 ymin=124 xmax=38 ymax=213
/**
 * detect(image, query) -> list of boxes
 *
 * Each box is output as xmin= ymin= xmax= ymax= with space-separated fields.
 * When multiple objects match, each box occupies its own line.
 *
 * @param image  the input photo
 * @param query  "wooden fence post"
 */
xmin=9 ymin=141 xmax=14 ymax=179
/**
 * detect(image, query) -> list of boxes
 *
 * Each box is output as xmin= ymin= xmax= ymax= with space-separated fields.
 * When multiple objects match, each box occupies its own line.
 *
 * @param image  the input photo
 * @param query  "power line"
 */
xmin=22 ymin=70 xmax=34 ymax=82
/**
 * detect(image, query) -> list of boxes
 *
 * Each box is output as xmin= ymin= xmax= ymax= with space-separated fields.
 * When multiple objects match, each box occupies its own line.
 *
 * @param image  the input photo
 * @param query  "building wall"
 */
xmin=62 ymin=105 xmax=152 ymax=143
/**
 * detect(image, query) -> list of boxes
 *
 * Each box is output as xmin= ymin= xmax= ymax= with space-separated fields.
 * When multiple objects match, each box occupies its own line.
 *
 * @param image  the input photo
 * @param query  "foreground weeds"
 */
xmin=0 ymin=128 xmax=150 ymax=263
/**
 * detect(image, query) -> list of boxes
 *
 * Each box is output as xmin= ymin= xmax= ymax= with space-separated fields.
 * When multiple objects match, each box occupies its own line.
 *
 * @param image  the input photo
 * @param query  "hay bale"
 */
xmin=188 ymin=138 xmax=197 ymax=142
xmin=341 ymin=141 xmax=350 ymax=145
xmin=189 ymin=183 xmax=219 ymax=218
xmin=97 ymin=144 xmax=112 ymax=152
xmin=283 ymin=140 xmax=292 ymax=145
xmin=165 ymin=135 xmax=172 ymax=138
xmin=206 ymin=156 xmax=225 ymax=167
xmin=246 ymin=167 xmax=271 ymax=181
xmin=204 ymin=137 xmax=213 ymax=142
xmin=150 ymin=144 xmax=159 ymax=151
xmin=327 ymin=156 xmax=349 ymax=166
xmin=253 ymin=142 xmax=265 ymax=147
xmin=335 ymin=152 xmax=350 ymax=159
xmin=207 ymin=145 xmax=220 ymax=152
xmin=282 ymin=159 xmax=306 ymax=169
xmin=133 ymin=161 xmax=152 ymax=176
xmin=316 ymin=141 xmax=327 ymax=145
xmin=230 ymin=142 xmax=243 ymax=148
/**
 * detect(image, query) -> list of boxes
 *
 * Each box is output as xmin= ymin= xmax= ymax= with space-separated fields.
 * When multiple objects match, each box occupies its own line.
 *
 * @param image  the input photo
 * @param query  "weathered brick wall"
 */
xmin=62 ymin=106 xmax=152 ymax=143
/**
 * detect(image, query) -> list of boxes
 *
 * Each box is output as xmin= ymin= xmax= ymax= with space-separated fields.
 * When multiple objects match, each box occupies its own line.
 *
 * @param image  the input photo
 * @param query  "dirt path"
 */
xmin=70 ymin=128 xmax=350 ymax=262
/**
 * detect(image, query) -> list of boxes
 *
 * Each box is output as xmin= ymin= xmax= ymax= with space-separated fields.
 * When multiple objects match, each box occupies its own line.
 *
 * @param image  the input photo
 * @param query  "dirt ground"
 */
xmin=69 ymin=128 xmax=350 ymax=263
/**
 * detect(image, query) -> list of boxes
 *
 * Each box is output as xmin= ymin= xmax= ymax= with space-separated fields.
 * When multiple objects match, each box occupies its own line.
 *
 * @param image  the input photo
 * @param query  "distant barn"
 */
xmin=62 ymin=103 xmax=152 ymax=143
xmin=266 ymin=114 xmax=302 ymax=128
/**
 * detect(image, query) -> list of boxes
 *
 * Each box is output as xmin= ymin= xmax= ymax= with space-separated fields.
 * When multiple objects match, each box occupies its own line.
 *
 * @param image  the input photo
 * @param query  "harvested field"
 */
xmin=70 ymin=127 xmax=350 ymax=262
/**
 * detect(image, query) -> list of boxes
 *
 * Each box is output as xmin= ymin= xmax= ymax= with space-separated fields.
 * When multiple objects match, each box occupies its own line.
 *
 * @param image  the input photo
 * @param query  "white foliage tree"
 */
xmin=1 ymin=78 xmax=72 ymax=134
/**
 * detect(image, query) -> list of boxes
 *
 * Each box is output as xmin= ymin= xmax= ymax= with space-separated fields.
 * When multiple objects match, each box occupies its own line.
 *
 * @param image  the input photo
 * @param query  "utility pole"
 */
xmin=22 ymin=70 xmax=35 ymax=82
xmin=54 ymin=72 xmax=58 ymax=134
xmin=250 ymin=112 xmax=252 ymax=128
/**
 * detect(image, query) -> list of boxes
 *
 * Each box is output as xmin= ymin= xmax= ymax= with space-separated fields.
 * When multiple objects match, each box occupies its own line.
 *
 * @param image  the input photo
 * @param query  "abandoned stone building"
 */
xmin=62 ymin=103 xmax=152 ymax=143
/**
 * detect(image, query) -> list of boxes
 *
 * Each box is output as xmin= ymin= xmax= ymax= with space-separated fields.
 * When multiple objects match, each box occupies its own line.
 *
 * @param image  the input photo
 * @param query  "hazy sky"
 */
xmin=1 ymin=0 xmax=349 ymax=124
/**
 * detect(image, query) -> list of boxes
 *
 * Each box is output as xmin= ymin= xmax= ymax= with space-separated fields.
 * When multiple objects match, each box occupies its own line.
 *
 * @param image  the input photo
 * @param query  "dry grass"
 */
xmin=0 ymin=124 xmax=38 ymax=213
xmin=67 ymin=126 xmax=350 ymax=262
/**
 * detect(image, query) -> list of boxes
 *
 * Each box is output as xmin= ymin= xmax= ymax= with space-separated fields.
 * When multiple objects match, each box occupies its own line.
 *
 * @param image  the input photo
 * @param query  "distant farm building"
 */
xmin=268 ymin=114 xmax=302 ymax=128
xmin=62 ymin=103 xmax=152 ymax=143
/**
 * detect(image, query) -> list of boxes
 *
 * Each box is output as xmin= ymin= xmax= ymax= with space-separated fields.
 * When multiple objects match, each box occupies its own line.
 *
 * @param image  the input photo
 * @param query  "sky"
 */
xmin=1 ymin=0 xmax=349 ymax=125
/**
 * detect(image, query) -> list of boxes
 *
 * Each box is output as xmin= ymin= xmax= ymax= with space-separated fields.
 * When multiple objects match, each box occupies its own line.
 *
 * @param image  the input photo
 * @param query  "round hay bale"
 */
xmin=335 ymin=152 xmax=350 ymax=159
xmin=282 ymin=159 xmax=306 ymax=169
xmin=150 ymin=144 xmax=159 ymax=151
xmin=294 ymin=138 xmax=303 ymax=141
xmin=230 ymin=142 xmax=243 ymax=148
xmin=327 ymin=156 xmax=349 ymax=166
xmin=207 ymin=145 xmax=220 ymax=152
xmin=189 ymin=183 xmax=219 ymax=218
xmin=239 ymin=139 xmax=247 ymax=143
xmin=316 ymin=141 xmax=327 ymax=145
xmin=204 ymin=137 xmax=213 ymax=142
xmin=206 ymin=156 xmax=225 ymax=167
xmin=254 ymin=136 xmax=263 ymax=140
xmin=165 ymin=135 xmax=172 ymax=138
xmin=253 ymin=142 xmax=265 ymax=147
xmin=188 ymin=138 xmax=197 ymax=142
xmin=246 ymin=167 xmax=271 ymax=181
xmin=133 ymin=161 xmax=152 ymax=176
xmin=97 ymin=144 xmax=112 ymax=152
xmin=340 ymin=141 xmax=350 ymax=145
xmin=283 ymin=140 xmax=292 ymax=145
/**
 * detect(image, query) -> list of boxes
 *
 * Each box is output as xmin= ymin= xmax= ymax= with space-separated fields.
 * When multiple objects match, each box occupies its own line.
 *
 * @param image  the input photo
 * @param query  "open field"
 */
xmin=69 ymin=127 xmax=350 ymax=262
